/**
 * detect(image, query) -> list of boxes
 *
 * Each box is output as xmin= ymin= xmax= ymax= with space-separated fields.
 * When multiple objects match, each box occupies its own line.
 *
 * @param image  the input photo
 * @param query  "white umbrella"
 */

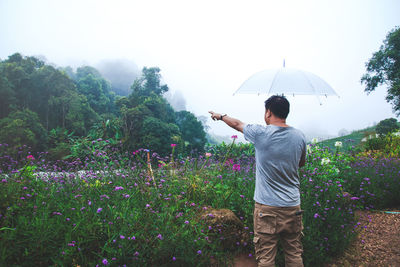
xmin=234 ymin=66 xmax=339 ymax=104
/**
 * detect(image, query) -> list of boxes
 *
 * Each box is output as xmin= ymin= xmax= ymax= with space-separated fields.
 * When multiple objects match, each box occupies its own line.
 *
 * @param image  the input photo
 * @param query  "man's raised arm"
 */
xmin=208 ymin=111 xmax=246 ymax=133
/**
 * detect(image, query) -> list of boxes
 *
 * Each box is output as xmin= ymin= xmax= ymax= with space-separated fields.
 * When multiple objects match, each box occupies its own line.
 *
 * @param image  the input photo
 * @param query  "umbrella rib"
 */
xmin=299 ymin=71 xmax=322 ymax=105
xmin=268 ymin=69 xmax=281 ymax=96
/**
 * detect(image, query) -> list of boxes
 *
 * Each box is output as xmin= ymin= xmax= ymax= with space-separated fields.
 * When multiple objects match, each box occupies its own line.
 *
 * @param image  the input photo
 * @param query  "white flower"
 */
xmin=335 ymin=168 xmax=340 ymax=174
xmin=361 ymin=137 xmax=367 ymax=142
xmin=321 ymin=158 xmax=330 ymax=165
xmin=393 ymin=131 xmax=400 ymax=137
xmin=335 ymin=141 xmax=342 ymax=148
xmin=311 ymin=138 xmax=318 ymax=144
xmin=307 ymin=144 xmax=312 ymax=154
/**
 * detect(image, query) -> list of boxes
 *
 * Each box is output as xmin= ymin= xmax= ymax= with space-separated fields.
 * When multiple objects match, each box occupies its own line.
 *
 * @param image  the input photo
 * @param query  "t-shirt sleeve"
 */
xmin=243 ymin=124 xmax=261 ymax=144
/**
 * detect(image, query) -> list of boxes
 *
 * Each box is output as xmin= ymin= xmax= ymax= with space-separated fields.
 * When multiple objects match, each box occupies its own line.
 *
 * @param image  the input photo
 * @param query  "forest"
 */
xmin=0 ymin=53 xmax=207 ymax=159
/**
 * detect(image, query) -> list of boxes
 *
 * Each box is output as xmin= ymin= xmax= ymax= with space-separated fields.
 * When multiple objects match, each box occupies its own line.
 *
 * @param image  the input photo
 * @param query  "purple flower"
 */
xmin=120 ymin=235 xmax=125 ymax=239
xmin=172 ymin=256 xmax=176 ymax=261
xmin=157 ymin=234 xmax=163 ymax=240
xmin=314 ymin=213 xmax=320 ymax=218
xmin=97 ymin=208 xmax=103 ymax=213
xmin=184 ymin=220 xmax=189 ymax=224
xmin=115 ymin=186 xmax=124 ymax=191
xmin=102 ymin=258 xmax=109 ymax=265
xmin=197 ymin=250 xmax=202 ymax=254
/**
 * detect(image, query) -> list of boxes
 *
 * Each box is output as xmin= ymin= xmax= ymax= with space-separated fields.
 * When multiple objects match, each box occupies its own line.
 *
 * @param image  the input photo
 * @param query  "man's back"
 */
xmin=244 ymin=124 xmax=306 ymax=207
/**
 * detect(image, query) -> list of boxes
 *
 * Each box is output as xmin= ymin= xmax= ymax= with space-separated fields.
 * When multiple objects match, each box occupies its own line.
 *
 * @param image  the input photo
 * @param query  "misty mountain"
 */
xmin=163 ymin=90 xmax=187 ymax=111
xmin=96 ymin=59 xmax=140 ymax=96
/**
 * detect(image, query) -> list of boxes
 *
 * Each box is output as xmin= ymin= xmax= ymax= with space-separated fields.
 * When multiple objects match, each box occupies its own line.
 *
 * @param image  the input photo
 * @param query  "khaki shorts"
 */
xmin=253 ymin=202 xmax=304 ymax=267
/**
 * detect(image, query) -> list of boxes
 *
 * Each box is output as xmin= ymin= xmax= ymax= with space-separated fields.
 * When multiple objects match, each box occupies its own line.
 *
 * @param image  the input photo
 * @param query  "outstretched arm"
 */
xmin=208 ymin=111 xmax=246 ymax=133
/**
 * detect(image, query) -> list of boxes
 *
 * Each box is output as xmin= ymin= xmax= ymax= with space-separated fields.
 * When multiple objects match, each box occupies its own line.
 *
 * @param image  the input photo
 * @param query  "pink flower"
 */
xmin=27 ymin=155 xmax=35 ymax=160
xmin=170 ymin=143 xmax=177 ymax=147
xmin=233 ymin=164 xmax=241 ymax=171
xmin=205 ymin=152 xmax=212 ymax=157
xmin=231 ymin=135 xmax=238 ymax=139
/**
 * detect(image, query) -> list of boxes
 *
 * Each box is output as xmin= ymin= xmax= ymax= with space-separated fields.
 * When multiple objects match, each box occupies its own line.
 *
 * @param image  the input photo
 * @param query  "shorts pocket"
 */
xmin=256 ymin=212 xmax=277 ymax=234
xmin=287 ymin=214 xmax=303 ymax=233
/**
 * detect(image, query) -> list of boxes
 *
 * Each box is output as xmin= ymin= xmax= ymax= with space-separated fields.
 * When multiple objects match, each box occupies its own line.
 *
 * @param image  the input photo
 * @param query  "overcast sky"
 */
xmin=1 ymin=0 xmax=399 ymax=141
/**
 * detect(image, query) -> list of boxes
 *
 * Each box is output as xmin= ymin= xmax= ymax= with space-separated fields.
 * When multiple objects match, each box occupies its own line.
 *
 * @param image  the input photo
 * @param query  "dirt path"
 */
xmin=233 ymin=209 xmax=400 ymax=267
xmin=327 ymin=209 xmax=400 ymax=267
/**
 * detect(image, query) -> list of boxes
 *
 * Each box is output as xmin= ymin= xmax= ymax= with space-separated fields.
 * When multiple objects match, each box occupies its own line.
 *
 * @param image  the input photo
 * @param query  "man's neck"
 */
xmin=269 ymin=118 xmax=289 ymax=127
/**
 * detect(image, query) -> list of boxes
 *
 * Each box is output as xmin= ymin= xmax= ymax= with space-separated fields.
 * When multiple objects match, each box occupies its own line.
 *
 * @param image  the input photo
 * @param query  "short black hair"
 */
xmin=264 ymin=95 xmax=290 ymax=119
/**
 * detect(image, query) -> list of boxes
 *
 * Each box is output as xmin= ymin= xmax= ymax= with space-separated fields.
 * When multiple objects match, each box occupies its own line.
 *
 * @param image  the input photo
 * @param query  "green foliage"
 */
xmin=364 ymin=136 xmax=386 ymax=151
xmin=175 ymin=111 xmax=207 ymax=153
xmin=0 ymin=53 xmax=208 ymax=159
xmin=0 ymin=109 xmax=47 ymax=152
xmin=361 ymin=26 xmax=400 ymax=115
xmin=141 ymin=117 xmax=182 ymax=156
xmin=75 ymin=66 xmax=117 ymax=116
xmin=375 ymin=117 xmax=399 ymax=136
xmin=131 ymin=67 xmax=169 ymax=97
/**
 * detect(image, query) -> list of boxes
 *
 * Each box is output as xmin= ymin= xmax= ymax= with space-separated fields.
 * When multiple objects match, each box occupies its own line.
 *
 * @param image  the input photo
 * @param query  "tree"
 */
xmin=361 ymin=27 xmax=400 ymax=115
xmin=75 ymin=66 xmax=116 ymax=116
xmin=175 ymin=111 xmax=207 ymax=153
xmin=0 ymin=74 xmax=15 ymax=119
xmin=376 ymin=118 xmax=400 ymax=136
xmin=130 ymin=67 xmax=169 ymax=97
xmin=141 ymin=117 xmax=181 ymax=156
xmin=0 ymin=109 xmax=47 ymax=152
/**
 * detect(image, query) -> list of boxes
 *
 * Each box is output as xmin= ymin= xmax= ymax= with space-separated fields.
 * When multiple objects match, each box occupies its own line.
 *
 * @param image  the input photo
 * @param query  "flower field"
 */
xmin=1 ymin=138 xmax=399 ymax=266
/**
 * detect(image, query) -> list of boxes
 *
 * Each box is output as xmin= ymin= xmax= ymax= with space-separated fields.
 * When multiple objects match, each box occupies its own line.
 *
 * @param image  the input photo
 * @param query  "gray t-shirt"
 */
xmin=243 ymin=124 xmax=306 ymax=207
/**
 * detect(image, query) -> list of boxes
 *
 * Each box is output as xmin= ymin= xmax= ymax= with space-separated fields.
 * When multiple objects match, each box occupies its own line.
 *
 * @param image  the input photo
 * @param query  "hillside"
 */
xmin=318 ymin=126 xmax=376 ymax=152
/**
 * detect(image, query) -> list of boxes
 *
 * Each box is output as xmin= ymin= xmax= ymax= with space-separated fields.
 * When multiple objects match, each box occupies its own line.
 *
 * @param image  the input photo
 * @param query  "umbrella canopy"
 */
xmin=234 ymin=67 xmax=338 ymax=98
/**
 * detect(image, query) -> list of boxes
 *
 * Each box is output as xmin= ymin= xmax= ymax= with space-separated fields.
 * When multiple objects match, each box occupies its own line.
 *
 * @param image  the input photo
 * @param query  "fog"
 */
xmin=96 ymin=59 xmax=140 ymax=96
xmin=1 ymin=0 xmax=399 ymax=142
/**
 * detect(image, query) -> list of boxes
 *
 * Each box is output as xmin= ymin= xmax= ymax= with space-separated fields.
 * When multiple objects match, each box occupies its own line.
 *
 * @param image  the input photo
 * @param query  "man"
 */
xmin=209 ymin=95 xmax=306 ymax=267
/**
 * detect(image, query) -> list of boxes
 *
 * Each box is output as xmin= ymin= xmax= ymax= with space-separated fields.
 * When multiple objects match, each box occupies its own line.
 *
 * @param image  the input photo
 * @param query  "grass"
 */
xmin=319 ymin=126 xmax=376 ymax=153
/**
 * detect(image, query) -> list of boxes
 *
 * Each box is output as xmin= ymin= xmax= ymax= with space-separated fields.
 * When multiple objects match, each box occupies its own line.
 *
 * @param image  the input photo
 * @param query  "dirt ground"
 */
xmin=326 ymin=209 xmax=400 ymax=267
xmin=232 ymin=209 xmax=400 ymax=267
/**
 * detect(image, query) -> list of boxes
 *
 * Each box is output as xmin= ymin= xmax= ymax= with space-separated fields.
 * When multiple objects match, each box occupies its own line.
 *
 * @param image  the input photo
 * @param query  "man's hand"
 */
xmin=209 ymin=111 xmax=222 ymax=121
